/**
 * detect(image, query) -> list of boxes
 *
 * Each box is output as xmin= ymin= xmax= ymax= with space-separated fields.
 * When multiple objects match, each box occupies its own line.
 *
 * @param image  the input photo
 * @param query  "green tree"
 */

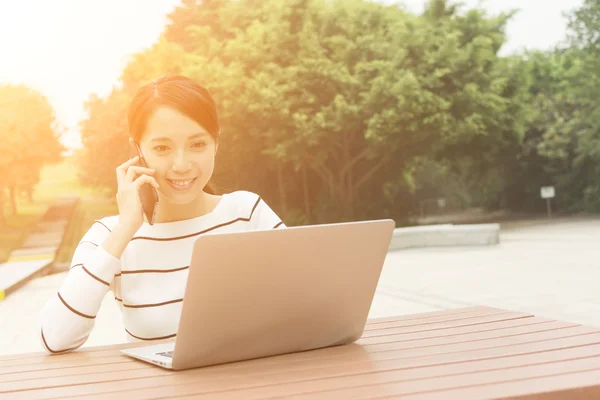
xmin=562 ymin=0 xmax=600 ymax=211
xmin=502 ymin=0 xmax=600 ymax=214
xmin=509 ymin=50 xmax=584 ymax=212
xmin=78 ymin=0 xmax=535 ymax=223
xmin=0 ymin=84 xmax=63 ymax=220
xmin=78 ymin=90 xmax=131 ymax=193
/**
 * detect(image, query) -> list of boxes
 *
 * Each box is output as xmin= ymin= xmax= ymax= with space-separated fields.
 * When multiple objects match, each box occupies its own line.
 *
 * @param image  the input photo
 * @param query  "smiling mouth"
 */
xmin=166 ymin=178 xmax=197 ymax=191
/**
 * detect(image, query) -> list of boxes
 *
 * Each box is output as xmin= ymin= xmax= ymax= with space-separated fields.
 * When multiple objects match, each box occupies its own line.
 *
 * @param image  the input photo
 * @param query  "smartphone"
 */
xmin=131 ymin=142 xmax=159 ymax=225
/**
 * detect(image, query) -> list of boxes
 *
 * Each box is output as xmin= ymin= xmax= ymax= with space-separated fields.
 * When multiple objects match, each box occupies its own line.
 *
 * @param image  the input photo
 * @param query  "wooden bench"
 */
xmin=0 ymin=197 xmax=78 ymax=300
xmin=1 ymin=306 xmax=599 ymax=399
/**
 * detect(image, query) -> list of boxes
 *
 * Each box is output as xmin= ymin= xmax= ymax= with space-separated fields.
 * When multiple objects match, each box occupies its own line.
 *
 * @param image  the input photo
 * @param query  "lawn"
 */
xmin=0 ymin=155 xmax=118 ymax=264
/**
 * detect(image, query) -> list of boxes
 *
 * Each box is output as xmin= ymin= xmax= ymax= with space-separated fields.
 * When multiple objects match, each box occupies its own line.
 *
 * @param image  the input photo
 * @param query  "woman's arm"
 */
xmin=39 ymin=220 xmax=135 ymax=354
xmin=40 ymin=155 xmax=159 ymax=354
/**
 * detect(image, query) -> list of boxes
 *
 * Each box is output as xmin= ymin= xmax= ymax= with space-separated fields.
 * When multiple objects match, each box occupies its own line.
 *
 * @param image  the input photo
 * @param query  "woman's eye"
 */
xmin=153 ymin=145 xmax=169 ymax=153
xmin=192 ymin=141 xmax=207 ymax=149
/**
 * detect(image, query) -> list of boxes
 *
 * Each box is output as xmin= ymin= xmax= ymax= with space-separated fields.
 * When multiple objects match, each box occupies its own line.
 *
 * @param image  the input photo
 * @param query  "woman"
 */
xmin=40 ymin=75 xmax=285 ymax=354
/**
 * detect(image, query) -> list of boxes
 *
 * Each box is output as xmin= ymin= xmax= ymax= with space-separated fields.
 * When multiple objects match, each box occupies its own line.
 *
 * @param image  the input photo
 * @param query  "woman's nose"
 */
xmin=171 ymin=150 xmax=191 ymax=173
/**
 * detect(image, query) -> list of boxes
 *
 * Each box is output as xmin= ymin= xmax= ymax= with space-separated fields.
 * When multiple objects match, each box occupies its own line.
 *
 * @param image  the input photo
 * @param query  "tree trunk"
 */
xmin=276 ymin=165 xmax=288 ymax=216
xmin=301 ymin=164 xmax=311 ymax=224
xmin=346 ymin=165 xmax=355 ymax=219
xmin=9 ymin=186 xmax=17 ymax=216
xmin=313 ymin=156 xmax=388 ymax=222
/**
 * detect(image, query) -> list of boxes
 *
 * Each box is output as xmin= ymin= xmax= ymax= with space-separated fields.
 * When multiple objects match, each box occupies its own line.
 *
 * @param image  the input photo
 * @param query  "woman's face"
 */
xmin=137 ymin=105 xmax=217 ymax=205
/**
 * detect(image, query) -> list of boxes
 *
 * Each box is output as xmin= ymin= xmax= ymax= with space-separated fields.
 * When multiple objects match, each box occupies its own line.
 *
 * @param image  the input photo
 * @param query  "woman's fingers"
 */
xmin=133 ymin=174 xmax=160 ymax=190
xmin=116 ymin=156 xmax=139 ymax=183
xmin=126 ymin=166 xmax=155 ymax=183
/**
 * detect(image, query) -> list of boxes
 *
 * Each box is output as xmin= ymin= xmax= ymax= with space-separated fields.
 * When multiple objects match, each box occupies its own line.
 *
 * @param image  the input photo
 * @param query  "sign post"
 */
xmin=540 ymin=186 xmax=555 ymax=218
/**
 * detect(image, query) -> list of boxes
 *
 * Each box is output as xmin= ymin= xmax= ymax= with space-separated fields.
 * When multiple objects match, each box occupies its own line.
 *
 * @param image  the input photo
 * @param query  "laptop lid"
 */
xmin=171 ymin=219 xmax=395 ymax=370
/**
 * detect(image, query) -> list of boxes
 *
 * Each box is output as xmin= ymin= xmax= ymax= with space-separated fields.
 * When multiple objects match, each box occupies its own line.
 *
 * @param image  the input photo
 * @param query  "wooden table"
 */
xmin=2 ymin=306 xmax=600 ymax=399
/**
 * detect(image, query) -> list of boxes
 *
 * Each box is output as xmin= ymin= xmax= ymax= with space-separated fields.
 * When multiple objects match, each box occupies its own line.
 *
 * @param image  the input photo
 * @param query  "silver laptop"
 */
xmin=121 ymin=219 xmax=395 ymax=370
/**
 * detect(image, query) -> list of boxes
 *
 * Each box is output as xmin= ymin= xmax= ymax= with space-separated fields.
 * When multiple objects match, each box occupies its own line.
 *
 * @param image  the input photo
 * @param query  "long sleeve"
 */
xmin=39 ymin=219 xmax=121 ymax=354
xmin=253 ymin=197 xmax=287 ymax=230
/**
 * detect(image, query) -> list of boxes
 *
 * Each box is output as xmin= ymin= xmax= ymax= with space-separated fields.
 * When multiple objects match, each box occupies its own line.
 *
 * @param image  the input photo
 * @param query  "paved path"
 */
xmin=371 ymin=217 xmax=600 ymax=328
xmin=1 ymin=216 xmax=599 ymax=355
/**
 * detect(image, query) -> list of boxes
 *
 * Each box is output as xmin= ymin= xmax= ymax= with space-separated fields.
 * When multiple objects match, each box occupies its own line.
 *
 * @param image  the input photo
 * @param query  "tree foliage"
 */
xmin=77 ymin=0 xmax=600 ymax=224
xmin=0 ymin=84 xmax=63 ymax=219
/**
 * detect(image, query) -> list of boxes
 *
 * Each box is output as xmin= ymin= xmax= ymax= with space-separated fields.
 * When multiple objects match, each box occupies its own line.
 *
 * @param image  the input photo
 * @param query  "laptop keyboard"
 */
xmin=156 ymin=351 xmax=174 ymax=358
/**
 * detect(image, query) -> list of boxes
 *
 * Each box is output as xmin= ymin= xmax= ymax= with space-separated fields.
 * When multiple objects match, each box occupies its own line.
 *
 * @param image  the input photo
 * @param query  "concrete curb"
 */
xmin=389 ymin=223 xmax=500 ymax=250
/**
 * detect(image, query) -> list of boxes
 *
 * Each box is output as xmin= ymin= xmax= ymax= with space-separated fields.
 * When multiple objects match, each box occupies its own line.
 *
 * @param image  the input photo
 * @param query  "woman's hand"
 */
xmin=115 ymin=156 xmax=159 ymax=235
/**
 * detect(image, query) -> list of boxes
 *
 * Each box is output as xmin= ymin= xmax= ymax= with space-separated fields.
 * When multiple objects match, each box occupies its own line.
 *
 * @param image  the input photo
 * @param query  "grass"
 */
xmin=0 ymin=156 xmax=116 ymax=264
xmin=55 ymin=197 xmax=118 ymax=265
xmin=34 ymin=156 xmax=111 ymax=202
xmin=0 ymin=213 xmax=43 ymax=263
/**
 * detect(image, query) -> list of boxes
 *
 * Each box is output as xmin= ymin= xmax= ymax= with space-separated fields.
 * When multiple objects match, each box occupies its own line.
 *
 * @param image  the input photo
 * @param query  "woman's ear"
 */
xmin=128 ymin=137 xmax=138 ymax=160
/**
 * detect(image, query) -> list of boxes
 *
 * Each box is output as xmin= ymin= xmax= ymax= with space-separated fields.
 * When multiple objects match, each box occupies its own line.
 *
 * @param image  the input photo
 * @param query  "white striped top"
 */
xmin=39 ymin=191 xmax=285 ymax=354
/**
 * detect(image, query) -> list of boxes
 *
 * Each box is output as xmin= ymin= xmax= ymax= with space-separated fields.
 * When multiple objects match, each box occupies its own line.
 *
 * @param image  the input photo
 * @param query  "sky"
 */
xmin=392 ymin=0 xmax=584 ymax=54
xmin=0 ymin=0 xmax=585 ymax=149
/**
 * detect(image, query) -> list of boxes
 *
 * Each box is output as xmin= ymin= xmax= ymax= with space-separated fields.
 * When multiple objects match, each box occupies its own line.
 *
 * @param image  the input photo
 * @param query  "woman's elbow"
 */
xmin=39 ymin=326 xmax=86 ymax=355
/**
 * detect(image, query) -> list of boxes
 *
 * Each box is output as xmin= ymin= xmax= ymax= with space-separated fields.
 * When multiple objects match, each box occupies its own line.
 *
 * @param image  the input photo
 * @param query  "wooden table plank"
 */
xmin=354 ymin=305 xmax=490 ymax=325
xmin=58 ymin=345 xmax=600 ymax=400
xmin=1 ymin=317 xmax=572 ymax=384
xmin=0 ymin=312 xmax=529 ymax=386
xmin=362 ymin=307 xmax=507 ymax=330
xmin=0 ymin=311 xmax=529 ymax=373
xmin=360 ymin=312 xmax=532 ymax=338
xmin=69 ymin=334 xmax=600 ymax=399
xmin=0 ymin=361 xmax=147 ymax=383
xmin=167 ymin=357 xmax=600 ymax=400
xmin=398 ymin=369 xmax=600 ymax=400
xmin=358 ymin=316 xmax=565 ymax=345
xmin=0 ymin=306 xmax=489 ymax=363
xmin=0 ymin=355 xmax=131 ymax=375
xmin=360 ymin=319 xmax=576 ymax=347
xmin=1 ymin=307 xmax=599 ymax=400
xmin=1 ymin=320 xmax=585 ymax=389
